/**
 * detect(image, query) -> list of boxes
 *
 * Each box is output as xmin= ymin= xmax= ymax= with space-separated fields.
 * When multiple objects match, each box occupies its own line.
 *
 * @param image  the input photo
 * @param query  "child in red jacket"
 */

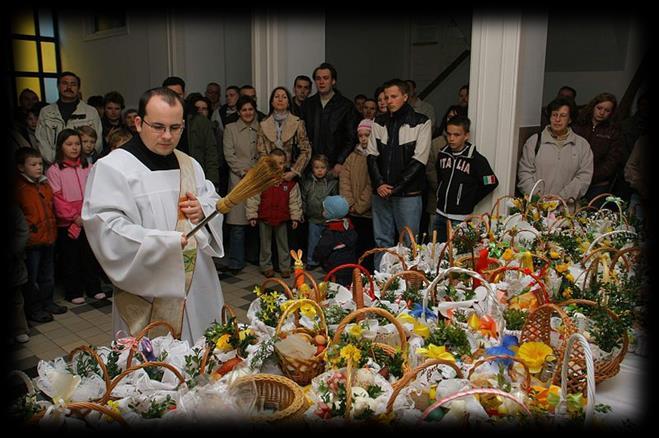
xmin=246 ymin=149 xmax=303 ymax=278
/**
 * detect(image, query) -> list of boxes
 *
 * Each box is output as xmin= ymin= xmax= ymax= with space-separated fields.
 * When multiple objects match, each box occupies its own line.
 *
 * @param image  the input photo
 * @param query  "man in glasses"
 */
xmin=82 ymin=87 xmax=225 ymax=345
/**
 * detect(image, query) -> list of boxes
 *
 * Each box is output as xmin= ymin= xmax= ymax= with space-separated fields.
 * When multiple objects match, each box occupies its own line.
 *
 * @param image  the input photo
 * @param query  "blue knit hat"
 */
xmin=322 ymin=195 xmax=349 ymax=220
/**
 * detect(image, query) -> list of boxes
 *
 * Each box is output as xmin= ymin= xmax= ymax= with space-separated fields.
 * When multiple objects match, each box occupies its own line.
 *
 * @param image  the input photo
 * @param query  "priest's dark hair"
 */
xmin=138 ymin=87 xmax=185 ymax=119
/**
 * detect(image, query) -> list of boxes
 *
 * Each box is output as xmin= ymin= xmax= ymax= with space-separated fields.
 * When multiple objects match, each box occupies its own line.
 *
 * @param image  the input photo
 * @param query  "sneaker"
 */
xmin=280 ymin=270 xmax=291 ymax=278
xmin=262 ymin=269 xmax=275 ymax=278
xmin=44 ymin=303 xmax=68 ymax=315
xmin=28 ymin=311 xmax=53 ymax=323
xmin=15 ymin=334 xmax=30 ymax=344
xmin=93 ymin=292 xmax=107 ymax=300
xmin=70 ymin=297 xmax=86 ymax=305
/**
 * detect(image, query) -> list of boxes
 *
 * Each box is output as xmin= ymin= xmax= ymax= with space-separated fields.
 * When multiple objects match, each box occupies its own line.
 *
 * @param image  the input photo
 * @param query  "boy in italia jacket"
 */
xmin=435 ymin=116 xmax=498 ymax=241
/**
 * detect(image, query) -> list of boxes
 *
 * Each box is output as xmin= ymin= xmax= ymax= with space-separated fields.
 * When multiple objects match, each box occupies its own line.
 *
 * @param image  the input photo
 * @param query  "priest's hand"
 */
xmin=180 ymin=233 xmax=188 ymax=248
xmin=180 ymin=192 xmax=204 ymax=224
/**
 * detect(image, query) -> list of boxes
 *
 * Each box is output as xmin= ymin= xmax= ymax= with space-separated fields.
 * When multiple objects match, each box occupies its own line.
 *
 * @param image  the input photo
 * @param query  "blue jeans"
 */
xmin=307 ymin=222 xmax=325 ymax=266
xmin=433 ymin=214 xmax=461 ymax=243
xmin=228 ymin=225 xmax=246 ymax=270
xmin=371 ymin=195 xmax=422 ymax=269
xmin=25 ymin=245 xmax=56 ymax=315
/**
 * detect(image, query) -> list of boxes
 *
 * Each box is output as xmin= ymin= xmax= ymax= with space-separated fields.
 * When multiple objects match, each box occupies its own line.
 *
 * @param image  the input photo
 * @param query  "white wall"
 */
xmin=325 ymin=15 xmax=410 ymax=100
xmin=542 ymin=15 xmax=646 ymax=106
xmin=517 ymin=14 xmax=548 ymax=128
xmin=59 ymin=12 xmax=170 ymax=109
xmin=282 ymin=15 xmax=325 ymax=92
xmin=58 ymin=12 xmax=252 ymax=109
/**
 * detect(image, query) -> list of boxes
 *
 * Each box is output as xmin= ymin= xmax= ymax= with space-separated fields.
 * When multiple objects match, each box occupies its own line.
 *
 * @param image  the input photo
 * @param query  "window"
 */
xmin=84 ymin=12 xmax=128 ymax=40
xmin=9 ymin=8 xmax=60 ymax=105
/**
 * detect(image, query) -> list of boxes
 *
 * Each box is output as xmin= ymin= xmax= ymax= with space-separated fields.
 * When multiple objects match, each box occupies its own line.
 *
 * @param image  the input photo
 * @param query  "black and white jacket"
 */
xmin=435 ymin=142 xmax=498 ymax=220
xmin=366 ymin=103 xmax=432 ymax=197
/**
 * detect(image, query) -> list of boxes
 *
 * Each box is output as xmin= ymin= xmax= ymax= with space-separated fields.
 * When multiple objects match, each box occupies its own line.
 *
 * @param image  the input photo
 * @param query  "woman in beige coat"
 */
xmin=257 ymin=86 xmax=312 ymax=257
xmin=256 ymin=87 xmax=311 ymax=181
xmin=223 ymin=96 xmax=260 ymax=273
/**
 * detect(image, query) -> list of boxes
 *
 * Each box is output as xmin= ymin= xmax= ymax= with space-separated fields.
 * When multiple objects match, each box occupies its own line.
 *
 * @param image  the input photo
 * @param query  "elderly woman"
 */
xmin=222 ymin=96 xmax=261 ymax=274
xmin=256 ymin=86 xmax=311 ymax=181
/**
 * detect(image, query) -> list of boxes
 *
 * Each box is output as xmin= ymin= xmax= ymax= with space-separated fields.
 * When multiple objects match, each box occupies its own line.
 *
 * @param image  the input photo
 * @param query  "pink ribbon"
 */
xmin=113 ymin=330 xmax=138 ymax=353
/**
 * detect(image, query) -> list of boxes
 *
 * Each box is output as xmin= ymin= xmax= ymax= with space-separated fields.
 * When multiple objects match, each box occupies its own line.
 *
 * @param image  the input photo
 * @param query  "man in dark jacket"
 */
xmin=301 ymin=62 xmax=360 ymax=176
xmin=367 ymin=79 xmax=432 ymax=269
xmin=434 ymin=116 xmax=498 ymax=242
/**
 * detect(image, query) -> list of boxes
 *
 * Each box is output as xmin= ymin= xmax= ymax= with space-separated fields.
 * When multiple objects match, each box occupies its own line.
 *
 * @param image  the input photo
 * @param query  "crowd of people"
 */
xmin=9 ymin=62 xmax=648 ymax=345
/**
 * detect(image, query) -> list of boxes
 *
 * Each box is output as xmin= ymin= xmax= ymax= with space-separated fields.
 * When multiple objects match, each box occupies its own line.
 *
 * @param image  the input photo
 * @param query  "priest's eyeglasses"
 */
xmin=142 ymin=118 xmax=185 ymax=136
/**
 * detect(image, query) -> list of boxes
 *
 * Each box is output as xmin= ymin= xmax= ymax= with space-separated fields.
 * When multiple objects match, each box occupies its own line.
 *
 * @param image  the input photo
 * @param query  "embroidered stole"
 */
xmin=114 ymin=150 xmax=198 ymax=339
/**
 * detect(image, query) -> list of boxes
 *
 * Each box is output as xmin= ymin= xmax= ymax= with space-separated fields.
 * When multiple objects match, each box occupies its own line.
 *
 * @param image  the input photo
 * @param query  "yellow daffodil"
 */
xmin=340 ymin=344 xmax=362 ymax=364
xmin=398 ymin=314 xmax=430 ymax=339
xmin=280 ymin=300 xmax=294 ymax=312
xmin=428 ymin=384 xmax=437 ymax=401
xmin=348 ymin=324 xmax=363 ymax=338
xmin=105 ymin=399 xmax=121 ymax=420
xmin=215 ymin=333 xmax=233 ymax=352
xmin=300 ymin=303 xmax=317 ymax=319
xmin=555 ymin=263 xmax=569 ymax=273
xmin=239 ymin=328 xmax=253 ymax=342
xmin=562 ymin=288 xmax=573 ymax=299
xmin=253 ymin=286 xmax=262 ymax=297
xmin=549 ymin=251 xmax=560 ymax=260
xmin=565 ymin=273 xmax=574 ymax=283
xmin=531 ymin=385 xmax=561 ymax=410
xmin=413 ymin=322 xmax=430 ymax=339
xmin=468 ymin=312 xmax=481 ymax=331
xmin=415 ymin=344 xmax=456 ymax=362
xmin=520 ymin=251 xmax=534 ymax=270
xmin=516 ymin=342 xmax=553 ymax=373
xmin=502 ymin=248 xmax=514 ymax=261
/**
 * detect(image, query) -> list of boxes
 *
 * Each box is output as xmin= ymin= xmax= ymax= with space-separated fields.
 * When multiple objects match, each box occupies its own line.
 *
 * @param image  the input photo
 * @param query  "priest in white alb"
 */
xmin=82 ymin=87 xmax=223 ymax=345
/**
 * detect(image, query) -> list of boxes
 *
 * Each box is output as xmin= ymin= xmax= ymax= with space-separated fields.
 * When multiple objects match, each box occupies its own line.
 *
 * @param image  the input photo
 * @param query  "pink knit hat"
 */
xmin=357 ymin=118 xmax=373 ymax=133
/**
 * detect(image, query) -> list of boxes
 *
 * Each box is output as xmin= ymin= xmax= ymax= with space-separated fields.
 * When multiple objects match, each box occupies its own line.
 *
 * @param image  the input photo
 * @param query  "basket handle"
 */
xmin=332 ymin=306 xmax=407 ymax=353
xmin=490 ymin=195 xmax=516 ymax=218
xmin=296 ymin=270 xmax=322 ymax=301
xmin=100 ymin=361 xmax=185 ymax=404
xmin=385 ymin=359 xmax=463 ymax=414
xmin=560 ymin=333 xmax=595 ymax=425
xmin=260 ymin=277 xmax=295 ymax=299
xmin=324 ymin=263 xmax=376 ymax=301
xmin=467 ymin=354 xmax=531 ymax=393
xmin=67 ymin=345 xmax=112 ymax=400
xmin=424 ymin=266 xmax=502 ymax=326
xmin=609 ymin=246 xmax=639 ymax=272
xmin=358 ymin=248 xmax=408 ymax=271
xmin=587 ymin=193 xmax=628 ymax=226
xmin=559 ymin=298 xmax=628 ymax=376
xmin=421 ymin=387 xmax=530 ymax=420
xmin=125 ymin=320 xmax=177 ymax=368
xmin=488 ymin=266 xmax=551 ymax=305
xmin=274 ymin=298 xmax=328 ymax=339
xmin=582 ymin=230 xmax=637 ymax=263
xmin=398 ymin=226 xmax=418 ymax=259
xmin=65 ymin=401 xmax=128 ymax=427
xmin=380 ymin=270 xmax=430 ymax=298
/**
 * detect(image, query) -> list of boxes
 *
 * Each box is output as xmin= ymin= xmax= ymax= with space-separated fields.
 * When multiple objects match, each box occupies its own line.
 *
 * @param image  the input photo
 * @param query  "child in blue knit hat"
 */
xmin=312 ymin=195 xmax=357 ymax=286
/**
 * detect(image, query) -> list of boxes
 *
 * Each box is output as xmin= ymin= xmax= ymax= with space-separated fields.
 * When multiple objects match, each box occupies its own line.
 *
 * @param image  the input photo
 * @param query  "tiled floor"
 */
xmin=9 ymin=261 xmax=326 ymax=378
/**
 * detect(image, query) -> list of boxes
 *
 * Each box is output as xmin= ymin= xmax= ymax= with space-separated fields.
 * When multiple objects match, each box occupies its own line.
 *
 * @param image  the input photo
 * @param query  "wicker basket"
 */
xmin=232 ymin=373 xmax=305 ymax=422
xmin=260 ymin=277 xmax=295 ymax=299
xmin=125 ymin=320 xmax=178 ymax=368
xmin=559 ymin=299 xmax=628 ymax=385
xmin=398 ymin=225 xmax=418 ymax=260
xmin=488 ymin=265 xmax=551 ymax=305
xmin=332 ymin=306 xmax=409 ymax=380
xmin=324 ymin=263 xmax=376 ymax=301
xmin=520 ymin=303 xmax=577 ymax=386
xmin=359 ymin=247 xmax=408 ymax=273
xmin=67 ymin=345 xmax=112 ymax=401
xmin=558 ymin=333 xmax=596 ymax=424
xmin=274 ymin=299 xmax=328 ymax=386
xmin=199 ymin=304 xmax=245 ymax=376
xmin=100 ymin=361 xmax=185 ymax=404
xmin=380 ymin=269 xmax=431 ymax=304
xmin=421 ymin=387 xmax=531 ymax=421
xmin=467 ymin=354 xmax=531 ymax=393
xmin=385 ymin=359 xmax=463 ymax=415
